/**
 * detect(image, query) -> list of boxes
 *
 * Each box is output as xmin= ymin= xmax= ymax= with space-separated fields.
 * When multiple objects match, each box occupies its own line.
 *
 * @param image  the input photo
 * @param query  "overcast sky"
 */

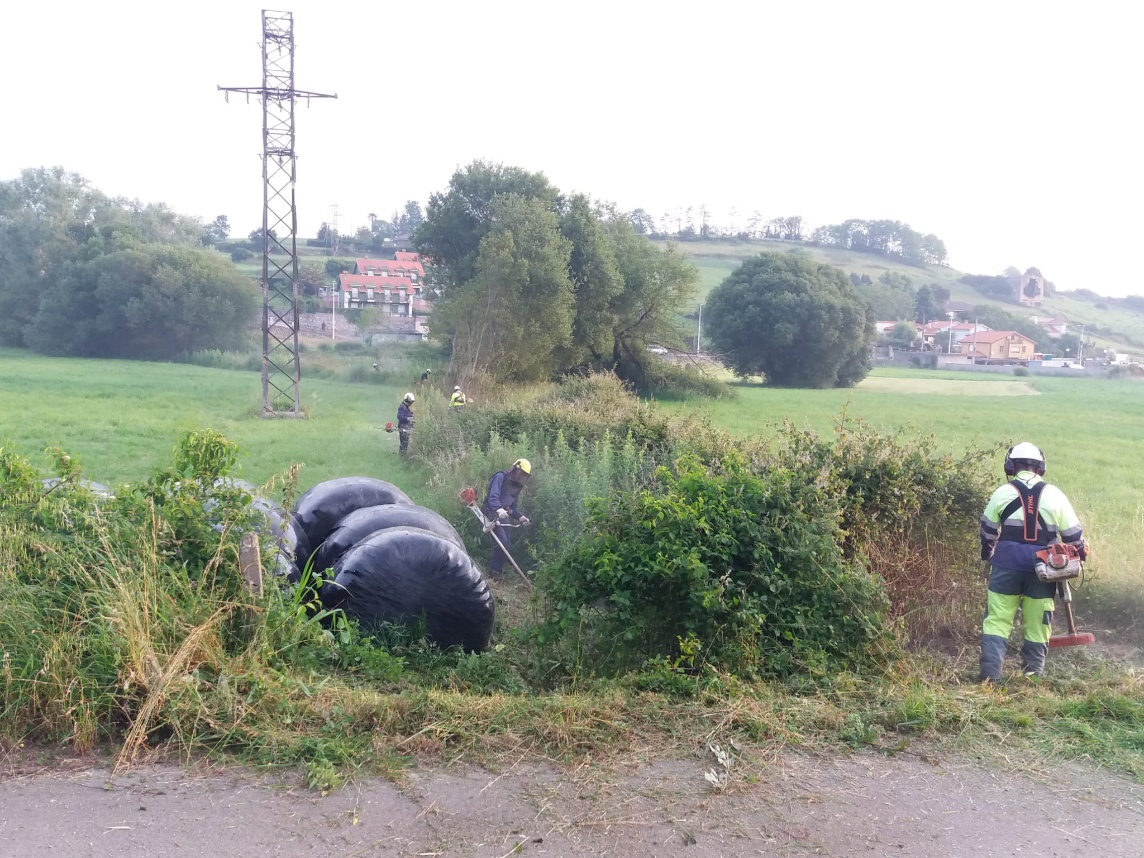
xmin=2 ymin=0 xmax=1139 ymax=295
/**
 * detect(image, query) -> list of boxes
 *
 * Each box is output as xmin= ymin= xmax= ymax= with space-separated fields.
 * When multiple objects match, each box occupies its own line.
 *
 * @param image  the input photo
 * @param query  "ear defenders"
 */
xmin=1004 ymin=444 xmax=1046 ymax=477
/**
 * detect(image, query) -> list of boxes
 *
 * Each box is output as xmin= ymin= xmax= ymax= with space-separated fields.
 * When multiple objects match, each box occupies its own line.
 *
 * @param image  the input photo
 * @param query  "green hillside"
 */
xmin=667 ymin=239 xmax=1144 ymax=352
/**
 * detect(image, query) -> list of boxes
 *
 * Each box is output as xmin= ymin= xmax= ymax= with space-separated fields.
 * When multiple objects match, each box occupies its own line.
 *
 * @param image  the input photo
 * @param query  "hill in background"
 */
xmin=663 ymin=238 xmax=1144 ymax=353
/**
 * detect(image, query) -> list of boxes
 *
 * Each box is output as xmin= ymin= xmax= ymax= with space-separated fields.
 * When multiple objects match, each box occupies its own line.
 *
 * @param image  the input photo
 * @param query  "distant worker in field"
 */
xmin=420 ymin=368 xmax=432 ymax=384
xmin=979 ymin=442 xmax=1087 ymax=683
xmin=483 ymin=458 xmax=532 ymax=580
xmin=449 ymin=385 xmax=466 ymax=410
xmin=396 ymin=392 xmax=415 ymax=456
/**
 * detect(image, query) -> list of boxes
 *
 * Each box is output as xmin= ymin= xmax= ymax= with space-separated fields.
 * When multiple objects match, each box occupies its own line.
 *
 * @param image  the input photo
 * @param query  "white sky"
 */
xmin=2 ymin=0 xmax=1140 ymax=295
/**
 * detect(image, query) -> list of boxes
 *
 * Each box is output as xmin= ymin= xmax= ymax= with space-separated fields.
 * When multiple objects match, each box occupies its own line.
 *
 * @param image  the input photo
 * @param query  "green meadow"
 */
xmin=5 ymin=347 xmax=1141 ymax=599
xmin=660 ymin=367 xmax=1144 ymax=597
xmin=0 ymin=348 xmax=425 ymax=494
xmin=5 ymin=347 xmax=1144 ymax=778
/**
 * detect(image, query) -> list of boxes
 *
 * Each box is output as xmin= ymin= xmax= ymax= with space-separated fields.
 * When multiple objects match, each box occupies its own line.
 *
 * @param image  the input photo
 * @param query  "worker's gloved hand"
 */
xmin=1078 ymin=539 xmax=1090 ymax=562
xmin=496 ymin=508 xmax=510 ymax=522
xmin=518 ymin=516 xmax=530 ymax=526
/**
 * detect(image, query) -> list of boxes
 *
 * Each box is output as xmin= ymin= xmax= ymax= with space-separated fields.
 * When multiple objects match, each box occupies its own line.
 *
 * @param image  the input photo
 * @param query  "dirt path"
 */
xmin=2 ymin=750 xmax=1141 ymax=857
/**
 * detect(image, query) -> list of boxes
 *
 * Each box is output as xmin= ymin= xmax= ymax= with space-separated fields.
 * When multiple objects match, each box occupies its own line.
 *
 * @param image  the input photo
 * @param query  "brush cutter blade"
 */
xmin=459 ymin=487 xmax=477 ymax=505
xmin=1049 ymin=632 xmax=1096 ymax=648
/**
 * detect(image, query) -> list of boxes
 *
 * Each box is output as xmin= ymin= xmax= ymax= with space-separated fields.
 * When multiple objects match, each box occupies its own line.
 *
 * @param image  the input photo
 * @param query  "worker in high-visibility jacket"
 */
xmin=978 ymin=441 xmax=1087 ymax=682
xmin=449 ymin=385 xmax=466 ymax=410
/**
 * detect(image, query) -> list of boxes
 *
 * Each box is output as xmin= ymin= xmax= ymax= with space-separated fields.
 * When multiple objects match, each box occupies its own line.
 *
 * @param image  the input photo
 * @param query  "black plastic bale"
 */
xmin=320 ymin=526 xmax=494 ymax=653
xmin=309 ymin=504 xmax=465 ymax=576
xmin=292 ymin=477 xmax=412 ymax=569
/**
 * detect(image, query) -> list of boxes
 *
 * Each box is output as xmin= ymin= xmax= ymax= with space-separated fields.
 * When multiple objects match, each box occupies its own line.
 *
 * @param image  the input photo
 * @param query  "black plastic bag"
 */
xmin=309 ymin=503 xmax=465 ymax=576
xmin=321 ymin=526 xmax=493 ymax=653
xmin=293 ymin=477 xmax=411 ymax=566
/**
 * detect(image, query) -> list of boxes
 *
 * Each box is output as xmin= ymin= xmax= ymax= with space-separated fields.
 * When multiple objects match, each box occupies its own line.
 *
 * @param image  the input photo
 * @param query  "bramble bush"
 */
xmin=533 ymin=454 xmax=894 ymax=680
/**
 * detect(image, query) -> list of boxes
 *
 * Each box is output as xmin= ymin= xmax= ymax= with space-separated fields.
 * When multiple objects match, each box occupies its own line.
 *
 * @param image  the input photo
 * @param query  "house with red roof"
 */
xmin=332 ymin=252 xmax=431 ymax=323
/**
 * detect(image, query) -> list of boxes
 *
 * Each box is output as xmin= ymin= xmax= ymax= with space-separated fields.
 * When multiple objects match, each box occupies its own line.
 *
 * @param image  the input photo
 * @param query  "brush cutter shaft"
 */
xmin=1049 ymin=579 xmax=1096 ymax=647
xmin=458 ymin=488 xmax=533 ymax=589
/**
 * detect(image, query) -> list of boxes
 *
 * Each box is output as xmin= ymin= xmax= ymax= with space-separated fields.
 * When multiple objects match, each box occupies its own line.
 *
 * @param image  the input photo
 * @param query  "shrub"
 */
xmin=1013 ymin=366 xmax=1030 ymax=377
xmin=532 ymin=454 xmax=893 ymax=680
xmin=415 ymin=372 xmax=679 ymax=467
xmin=773 ymin=418 xmax=994 ymax=644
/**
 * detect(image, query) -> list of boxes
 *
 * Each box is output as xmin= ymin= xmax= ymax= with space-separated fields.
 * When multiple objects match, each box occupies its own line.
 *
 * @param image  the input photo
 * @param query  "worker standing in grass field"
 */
xmin=483 ymin=458 xmax=531 ymax=580
xmin=396 ymin=392 xmax=415 ymax=456
xmin=979 ymin=441 xmax=1088 ymax=683
xmin=449 ymin=385 xmax=466 ymax=410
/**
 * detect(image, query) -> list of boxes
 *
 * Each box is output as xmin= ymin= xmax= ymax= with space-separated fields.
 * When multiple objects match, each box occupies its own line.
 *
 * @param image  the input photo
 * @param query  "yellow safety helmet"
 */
xmin=512 ymin=458 xmax=532 ymax=475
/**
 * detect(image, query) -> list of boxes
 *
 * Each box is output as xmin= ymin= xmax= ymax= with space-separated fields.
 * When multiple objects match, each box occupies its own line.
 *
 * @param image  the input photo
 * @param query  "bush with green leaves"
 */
xmin=772 ymin=418 xmax=994 ymax=643
xmin=533 ymin=454 xmax=893 ymax=680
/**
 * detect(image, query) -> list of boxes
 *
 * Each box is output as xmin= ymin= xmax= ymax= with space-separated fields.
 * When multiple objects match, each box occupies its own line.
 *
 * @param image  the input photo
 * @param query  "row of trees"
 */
xmin=627 ymin=207 xmax=806 ymax=243
xmin=847 ymin=271 xmax=951 ymax=323
xmin=0 ymin=168 xmax=257 ymax=359
xmin=624 ymin=209 xmax=947 ymax=269
xmin=808 ymin=219 xmax=948 ymax=266
xmin=413 ymin=161 xmax=699 ymax=386
xmin=315 ymin=201 xmax=426 ymax=256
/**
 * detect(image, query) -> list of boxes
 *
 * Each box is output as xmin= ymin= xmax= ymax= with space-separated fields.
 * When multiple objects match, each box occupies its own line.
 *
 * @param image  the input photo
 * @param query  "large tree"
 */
xmin=603 ymin=215 xmax=697 ymax=378
xmin=414 ymin=160 xmax=558 ymax=291
xmin=0 ymin=167 xmax=205 ymax=347
xmin=705 ymin=253 xmax=875 ymax=388
xmin=439 ymin=194 xmax=574 ymax=383
xmin=557 ymin=195 xmax=624 ymax=369
xmin=24 ymin=245 xmax=258 ymax=359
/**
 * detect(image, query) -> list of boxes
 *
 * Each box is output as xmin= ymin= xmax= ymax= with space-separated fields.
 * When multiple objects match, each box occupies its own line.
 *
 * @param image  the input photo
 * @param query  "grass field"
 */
xmin=0 ymin=348 xmax=430 ymax=496
xmin=4 ymin=349 xmax=1144 ymax=779
xmin=4 ymin=348 xmax=1141 ymax=598
xmin=660 ymin=367 xmax=1144 ymax=601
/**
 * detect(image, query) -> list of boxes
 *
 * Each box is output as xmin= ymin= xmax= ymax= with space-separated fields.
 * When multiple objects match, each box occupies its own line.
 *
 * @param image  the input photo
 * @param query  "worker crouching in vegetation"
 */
xmin=979 ymin=441 xmax=1087 ymax=682
xmin=482 ymin=458 xmax=531 ymax=580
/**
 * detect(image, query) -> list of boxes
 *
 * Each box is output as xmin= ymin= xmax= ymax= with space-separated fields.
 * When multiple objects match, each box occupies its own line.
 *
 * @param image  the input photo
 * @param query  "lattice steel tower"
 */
xmin=220 ymin=10 xmax=336 ymax=417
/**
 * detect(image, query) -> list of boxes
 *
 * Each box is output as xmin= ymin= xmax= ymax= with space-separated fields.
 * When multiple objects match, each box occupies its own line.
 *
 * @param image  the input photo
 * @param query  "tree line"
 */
xmin=0 ymin=168 xmax=257 ymax=359
xmin=624 ymin=209 xmax=948 ymax=268
xmin=413 ymin=161 xmax=699 ymax=387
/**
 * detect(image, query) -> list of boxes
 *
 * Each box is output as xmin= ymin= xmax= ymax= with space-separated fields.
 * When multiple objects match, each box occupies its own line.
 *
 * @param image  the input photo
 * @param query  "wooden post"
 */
xmin=239 ymin=532 xmax=263 ymax=596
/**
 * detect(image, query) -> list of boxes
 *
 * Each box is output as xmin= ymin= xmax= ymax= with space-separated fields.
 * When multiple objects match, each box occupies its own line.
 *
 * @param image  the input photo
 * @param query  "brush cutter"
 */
xmin=1034 ymin=544 xmax=1095 ymax=648
xmin=458 ymin=487 xmax=533 ymax=589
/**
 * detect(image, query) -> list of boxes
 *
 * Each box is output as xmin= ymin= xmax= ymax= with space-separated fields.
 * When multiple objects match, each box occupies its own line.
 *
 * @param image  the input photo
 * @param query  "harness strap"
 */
xmin=998 ymin=480 xmax=1047 ymax=543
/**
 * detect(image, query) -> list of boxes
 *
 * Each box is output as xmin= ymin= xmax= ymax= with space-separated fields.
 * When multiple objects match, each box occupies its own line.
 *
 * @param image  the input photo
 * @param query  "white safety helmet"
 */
xmin=454 ymin=385 xmax=461 ymax=392
xmin=1005 ymin=441 xmax=1045 ymax=476
xmin=403 ymin=392 xmax=416 ymax=404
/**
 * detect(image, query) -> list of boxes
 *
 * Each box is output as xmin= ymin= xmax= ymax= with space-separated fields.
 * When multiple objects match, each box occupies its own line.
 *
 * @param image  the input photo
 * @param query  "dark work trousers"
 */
xmin=398 ymin=428 xmax=411 ymax=456
xmin=489 ymin=523 xmax=513 ymax=577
